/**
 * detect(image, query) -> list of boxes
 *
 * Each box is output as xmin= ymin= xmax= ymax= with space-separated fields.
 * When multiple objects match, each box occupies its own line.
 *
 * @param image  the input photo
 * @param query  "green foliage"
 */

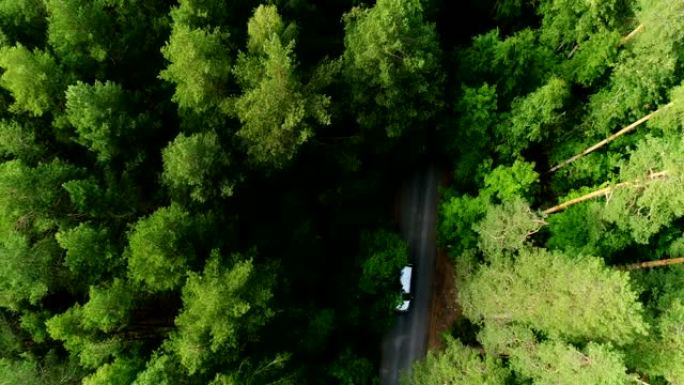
xmin=82 ymin=357 xmax=142 ymax=385
xmin=358 ymin=229 xmax=409 ymax=295
xmin=330 ymin=350 xmax=378 ymax=385
xmin=46 ymin=305 xmax=124 ymax=368
xmin=458 ymin=29 xmax=555 ymax=101
xmin=536 ymin=0 xmax=631 ymax=49
xmin=628 ymin=300 xmax=684 ymax=383
xmin=496 ymin=77 xmax=569 ymax=157
xmin=561 ymin=29 xmax=620 ymax=86
xmin=0 ymin=45 xmax=64 ymax=116
xmin=648 ymin=82 xmax=684 ymax=134
xmin=162 ymin=131 xmax=231 ymax=202
xmin=234 ymin=5 xmax=330 ymax=169
xmin=81 ymin=279 xmax=133 ymax=333
xmin=171 ymin=251 xmax=273 ymax=374
xmin=44 ymin=0 xmax=110 ymax=64
xmin=509 ymin=339 xmax=630 ymax=385
xmin=0 ymin=0 xmax=46 ymax=45
xmin=584 ymin=0 xmax=684 ymax=137
xmin=440 ymin=160 xmax=539 ymax=254
xmin=481 ymin=159 xmax=539 ymax=203
xmin=0 ymin=120 xmax=45 ymax=162
xmin=56 ymin=223 xmax=118 ymax=282
xmin=604 ymin=135 xmax=684 ymax=243
xmin=342 ymin=0 xmax=443 ymax=137
xmin=473 ymin=198 xmax=543 ymax=259
xmin=160 ymin=24 xmax=232 ymax=112
xmin=0 ymin=354 xmax=83 ymax=385
xmin=449 ymin=83 xmax=498 ymax=179
xmin=460 ymin=247 xmax=647 ymax=344
xmin=65 ymin=80 xmax=140 ymax=161
xmin=546 ymin=201 xmax=633 ymax=258
xmin=126 ymin=204 xmax=195 ymax=292
xmin=131 ymin=353 xmax=189 ymax=385
xmin=0 ymin=159 xmax=80 ymax=237
xmin=403 ymin=336 xmax=508 ymax=385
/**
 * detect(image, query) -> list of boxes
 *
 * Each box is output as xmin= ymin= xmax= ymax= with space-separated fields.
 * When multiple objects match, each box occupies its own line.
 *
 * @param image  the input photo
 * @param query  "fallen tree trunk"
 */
xmin=542 ymin=171 xmax=669 ymax=215
xmin=622 ymin=257 xmax=684 ymax=270
xmin=619 ymin=24 xmax=644 ymax=46
xmin=548 ymin=104 xmax=671 ymax=173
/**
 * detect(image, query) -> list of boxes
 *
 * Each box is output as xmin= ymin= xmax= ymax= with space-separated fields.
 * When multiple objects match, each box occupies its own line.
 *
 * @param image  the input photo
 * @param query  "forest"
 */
xmin=0 ymin=0 xmax=683 ymax=384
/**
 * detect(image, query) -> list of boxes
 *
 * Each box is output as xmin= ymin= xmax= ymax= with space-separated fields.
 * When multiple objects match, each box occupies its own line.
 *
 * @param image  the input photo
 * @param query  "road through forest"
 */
xmin=379 ymin=166 xmax=438 ymax=385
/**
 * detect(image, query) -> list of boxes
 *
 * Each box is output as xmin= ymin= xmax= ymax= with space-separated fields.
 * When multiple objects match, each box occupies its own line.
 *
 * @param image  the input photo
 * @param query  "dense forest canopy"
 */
xmin=1 ymin=0 xmax=684 ymax=384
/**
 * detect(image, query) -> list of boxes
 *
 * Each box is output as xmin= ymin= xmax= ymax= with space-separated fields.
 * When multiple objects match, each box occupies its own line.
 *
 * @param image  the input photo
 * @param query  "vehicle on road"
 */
xmin=396 ymin=265 xmax=413 ymax=312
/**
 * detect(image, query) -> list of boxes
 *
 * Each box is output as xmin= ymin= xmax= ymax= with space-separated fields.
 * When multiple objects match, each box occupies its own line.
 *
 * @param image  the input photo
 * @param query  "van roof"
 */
xmin=400 ymin=265 xmax=412 ymax=293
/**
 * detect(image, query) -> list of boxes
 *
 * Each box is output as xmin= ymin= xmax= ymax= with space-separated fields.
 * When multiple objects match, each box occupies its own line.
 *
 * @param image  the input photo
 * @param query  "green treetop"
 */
xmin=0 ymin=45 xmax=64 ymax=116
xmin=403 ymin=336 xmax=508 ymax=385
xmin=342 ymin=0 xmax=443 ymax=138
xmin=65 ymin=80 xmax=141 ymax=162
xmin=126 ymin=203 xmax=195 ymax=292
xmin=170 ymin=251 xmax=273 ymax=374
xmin=233 ymin=5 xmax=330 ymax=169
xmin=460 ymin=247 xmax=647 ymax=344
xmin=160 ymin=24 xmax=232 ymax=113
xmin=161 ymin=131 xmax=231 ymax=203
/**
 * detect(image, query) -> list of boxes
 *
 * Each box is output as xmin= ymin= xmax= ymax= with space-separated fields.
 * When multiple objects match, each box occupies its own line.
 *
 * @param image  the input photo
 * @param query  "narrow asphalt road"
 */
xmin=380 ymin=166 xmax=438 ymax=385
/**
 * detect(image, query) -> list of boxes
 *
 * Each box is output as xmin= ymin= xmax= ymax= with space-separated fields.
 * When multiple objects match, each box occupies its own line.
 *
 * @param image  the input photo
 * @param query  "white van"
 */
xmin=396 ymin=265 xmax=413 ymax=312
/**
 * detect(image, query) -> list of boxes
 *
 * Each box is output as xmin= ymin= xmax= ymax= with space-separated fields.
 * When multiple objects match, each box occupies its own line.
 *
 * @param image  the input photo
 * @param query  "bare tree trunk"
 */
xmin=542 ymin=171 xmax=669 ymax=215
xmin=620 ymin=24 xmax=644 ymax=46
xmin=622 ymin=257 xmax=684 ymax=270
xmin=548 ymin=104 xmax=671 ymax=173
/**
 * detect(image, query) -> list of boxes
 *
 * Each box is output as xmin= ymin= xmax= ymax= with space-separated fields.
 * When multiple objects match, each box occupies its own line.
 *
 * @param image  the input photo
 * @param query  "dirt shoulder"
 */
xmin=427 ymin=246 xmax=461 ymax=349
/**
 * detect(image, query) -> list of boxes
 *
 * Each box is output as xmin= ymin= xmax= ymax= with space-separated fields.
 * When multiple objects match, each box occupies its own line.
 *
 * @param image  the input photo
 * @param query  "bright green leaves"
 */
xmin=473 ymin=198 xmax=544 ymax=259
xmin=0 ymin=159 xmax=80 ymax=309
xmin=561 ymin=29 xmax=620 ymax=86
xmin=45 ymin=282 xmax=133 ymax=369
xmin=584 ymin=0 xmax=684 ymax=137
xmin=80 ymin=279 xmax=133 ymax=333
xmin=632 ymin=300 xmax=684 ymax=383
xmin=509 ymin=338 xmax=629 ymax=385
xmin=161 ymin=4 xmax=329 ymax=168
xmin=65 ymin=81 xmax=139 ymax=161
xmin=160 ymin=24 xmax=232 ymax=113
xmin=604 ymin=136 xmax=684 ymax=243
xmin=404 ymin=336 xmax=508 ymax=385
xmin=46 ymin=305 xmax=124 ymax=369
xmin=439 ymin=160 xmax=539 ymax=254
xmin=342 ymin=0 xmax=443 ymax=137
xmin=0 ymin=45 xmax=64 ymax=116
xmin=0 ymin=120 xmax=45 ymax=162
xmin=234 ymin=5 xmax=330 ymax=169
xmin=44 ymin=0 xmax=110 ymax=65
xmin=496 ymin=77 xmax=570 ymax=157
xmin=56 ymin=223 xmax=118 ymax=282
xmin=0 ymin=160 xmax=80 ymax=237
xmin=0 ymin=354 xmax=83 ymax=385
xmin=171 ymin=252 xmax=273 ymax=374
xmin=126 ymin=204 xmax=194 ymax=292
xmin=0 ymin=233 xmax=53 ymax=309
xmin=460 ymin=247 xmax=647 ymax=344
xmin=244 ymin=4 xmax=295 ymax=54
xmin=82 ymin=357 xmax=142 ymax=385
xmin=162 ymin=131 xmax=231 ymax=203
xmin=536 ymin=0 xmax=631 ymax=49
